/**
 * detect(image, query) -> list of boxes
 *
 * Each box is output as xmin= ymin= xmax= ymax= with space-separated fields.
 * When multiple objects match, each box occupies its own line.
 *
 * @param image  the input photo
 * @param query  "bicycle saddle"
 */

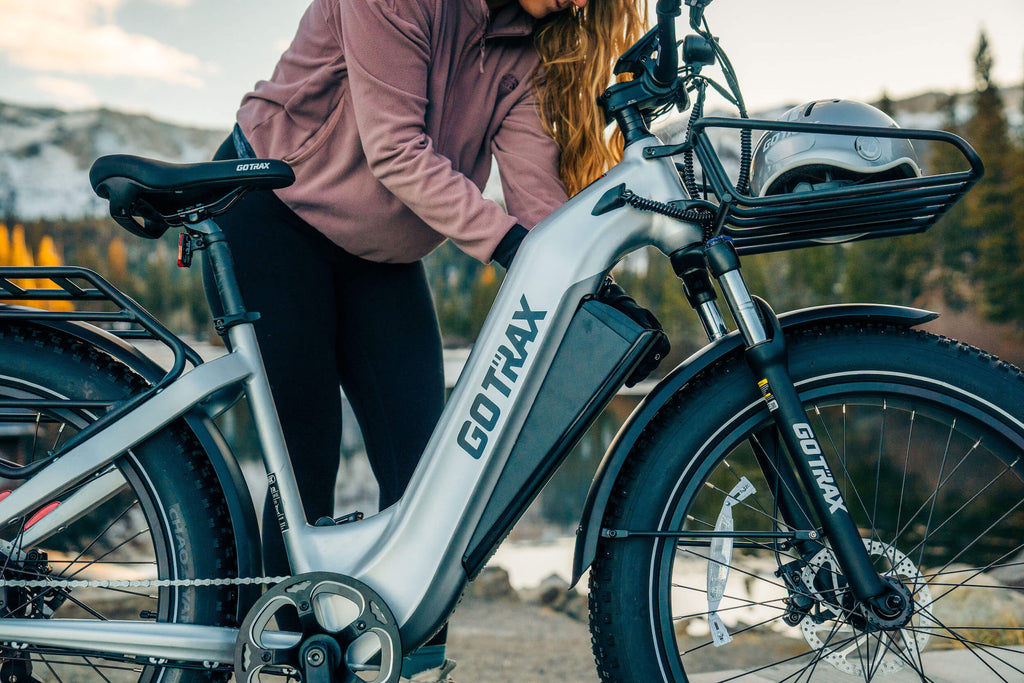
xmin=90 ymin=154 xmax=295 ymax=239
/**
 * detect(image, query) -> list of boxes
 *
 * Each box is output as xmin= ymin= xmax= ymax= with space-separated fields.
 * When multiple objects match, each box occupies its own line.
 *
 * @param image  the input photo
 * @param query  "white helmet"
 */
xmin=749 ymin=99 xmax=921 ymax=197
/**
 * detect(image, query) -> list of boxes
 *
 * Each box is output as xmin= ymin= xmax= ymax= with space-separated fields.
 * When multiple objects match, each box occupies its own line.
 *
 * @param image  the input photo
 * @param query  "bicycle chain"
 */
xmin=0 ymin=575 xmax=291 ymax=590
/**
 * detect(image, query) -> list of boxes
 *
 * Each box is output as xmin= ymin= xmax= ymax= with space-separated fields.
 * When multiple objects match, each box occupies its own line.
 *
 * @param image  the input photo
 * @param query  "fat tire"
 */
xmin=0 ymin=323 xmax=239 ymax=683
xmin=589 ymin=324 xmax=1024 ymax=682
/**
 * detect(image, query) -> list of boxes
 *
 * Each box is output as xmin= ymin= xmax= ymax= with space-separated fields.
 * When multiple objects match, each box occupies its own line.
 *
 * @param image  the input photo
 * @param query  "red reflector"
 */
xmin=177 ymin=233 xmax=189 ymax=268
xmin=0 ymin=490 xmax=11 ymax=502
xmin=25 ymin=501 xmax=60 ymax=530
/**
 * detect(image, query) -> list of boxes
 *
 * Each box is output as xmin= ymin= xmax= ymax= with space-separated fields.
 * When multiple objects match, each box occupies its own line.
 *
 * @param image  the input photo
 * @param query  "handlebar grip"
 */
xmin=652 ymin=0 xmax=682 ymax=87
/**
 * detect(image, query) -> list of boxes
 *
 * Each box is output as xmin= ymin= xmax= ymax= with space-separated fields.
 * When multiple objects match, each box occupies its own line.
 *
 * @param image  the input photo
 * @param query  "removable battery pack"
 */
xmin=463 ymin=298 xmax=660 ymax=576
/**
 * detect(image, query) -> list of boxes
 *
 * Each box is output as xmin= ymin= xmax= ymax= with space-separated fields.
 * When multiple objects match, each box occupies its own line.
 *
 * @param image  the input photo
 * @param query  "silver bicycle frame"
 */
xmin=0 ymin=133 xmax=705 ymax=663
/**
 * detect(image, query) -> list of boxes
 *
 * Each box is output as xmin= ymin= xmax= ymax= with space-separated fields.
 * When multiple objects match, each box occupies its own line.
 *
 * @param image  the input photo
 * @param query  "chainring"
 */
xmin=234 ymin=572 xmax=402 ymax=683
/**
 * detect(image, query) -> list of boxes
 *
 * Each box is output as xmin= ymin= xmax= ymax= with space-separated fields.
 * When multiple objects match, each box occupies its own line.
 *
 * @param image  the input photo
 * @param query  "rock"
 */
xmin=469 ymin=566 xmax=519 ymax=601
xmin=989 ymin=551 xmax=1024 ymax=587
xmin=927 ymin=564 xmax=1024 ymax=647
xmin=523 ymin=573 xmax=588 ymax=623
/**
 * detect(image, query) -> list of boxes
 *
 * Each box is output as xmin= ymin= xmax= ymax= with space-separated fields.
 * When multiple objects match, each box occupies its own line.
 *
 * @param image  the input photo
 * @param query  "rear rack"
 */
xmin=0 ymin=266 xmax=202 ymax=374
xmin=0 ymin=267 xmax=203 ymax=472
xmin=649 ymin=117 xmax=984 ymax=254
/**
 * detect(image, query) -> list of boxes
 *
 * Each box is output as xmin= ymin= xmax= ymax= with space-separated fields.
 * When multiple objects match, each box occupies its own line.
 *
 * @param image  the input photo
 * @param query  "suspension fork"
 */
xmin=700 ymin=237 xmax=891 ymax=606
xmin=672 ymin=248 xmax=819 ymax=554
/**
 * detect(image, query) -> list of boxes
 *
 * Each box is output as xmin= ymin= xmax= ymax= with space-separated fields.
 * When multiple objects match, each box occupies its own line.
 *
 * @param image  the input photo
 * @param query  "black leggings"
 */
xmin=205 ymin=143 xmax=445 ymax=579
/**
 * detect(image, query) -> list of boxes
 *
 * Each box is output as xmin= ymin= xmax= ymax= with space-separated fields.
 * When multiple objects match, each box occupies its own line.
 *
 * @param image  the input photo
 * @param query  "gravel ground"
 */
xmin=446 ymin=593 xmax=600 ymax=683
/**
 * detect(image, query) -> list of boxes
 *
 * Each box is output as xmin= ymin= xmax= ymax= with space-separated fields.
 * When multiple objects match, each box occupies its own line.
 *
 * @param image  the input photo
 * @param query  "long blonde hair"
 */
xmin=534 ymin=1 xmax=648 ymax=197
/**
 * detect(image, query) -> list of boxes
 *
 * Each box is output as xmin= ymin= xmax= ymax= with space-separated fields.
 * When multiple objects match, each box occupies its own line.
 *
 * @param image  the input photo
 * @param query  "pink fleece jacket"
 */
xmin=236 ymin=0 xmax=569 ymax=263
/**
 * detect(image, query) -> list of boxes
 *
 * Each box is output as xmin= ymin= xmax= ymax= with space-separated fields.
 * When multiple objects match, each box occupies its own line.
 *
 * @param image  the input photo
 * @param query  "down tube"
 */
xmin=282 ymin=136 xmax=705 ymax=648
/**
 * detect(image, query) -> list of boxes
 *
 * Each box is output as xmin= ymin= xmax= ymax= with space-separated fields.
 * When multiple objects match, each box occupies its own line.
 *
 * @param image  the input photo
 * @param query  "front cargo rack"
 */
xmin=0 ymin=267 xmax=204 ymax=476
xmin=648 ymin=117 xmax=984 ymax=254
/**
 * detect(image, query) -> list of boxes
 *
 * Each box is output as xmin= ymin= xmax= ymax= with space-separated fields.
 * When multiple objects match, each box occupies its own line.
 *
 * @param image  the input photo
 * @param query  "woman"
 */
xmin=210 ymin=0 xmax=649 ymax=679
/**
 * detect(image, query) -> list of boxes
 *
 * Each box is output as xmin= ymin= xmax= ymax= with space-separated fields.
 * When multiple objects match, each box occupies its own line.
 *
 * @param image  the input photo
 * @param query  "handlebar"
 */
xmin=600 ymin=0 xmax=719 ymax=143
xmin=651 ymin=0 xmax=682 ymax=87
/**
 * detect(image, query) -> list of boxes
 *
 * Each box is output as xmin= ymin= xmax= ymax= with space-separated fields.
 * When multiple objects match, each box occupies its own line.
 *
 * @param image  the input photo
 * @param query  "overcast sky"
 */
xmin=1 ymin=0 xmax=1022 ymax=130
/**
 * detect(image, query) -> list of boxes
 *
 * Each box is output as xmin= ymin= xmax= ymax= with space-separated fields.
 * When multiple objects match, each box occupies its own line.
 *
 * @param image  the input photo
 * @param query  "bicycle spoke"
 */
xmin=869 ymin=399 xmax=887 ymax=549
xmin=901 ymin=623 xmax=1024 ymax=658
xmin=924 ymin=482 xmax=1024 ymax=584
xmin=740 ymin=619 xmax=853 ymax=682
xmin=720 ymin=457 xmax=777 ymax=522
xmin=886 ymin=439 xmax=976 ymax=555
xmin=675 ymin=545 xmax=790 ymax=592
xmin=918 ymin=557 xmax=1024 ymax=582
xmin=670 ymin=584 xmax=792 ymax=619
xmin=679 ymin=612 xmax=791 ymax=658
xmin=65 ymin=528 xmax=150 ymax=582
xmin=696 ymin=479 xmax=797 ymax=534
xmin=911 ymin=604 xmax=1024 ymax=681
xmin=81 ymin=656 xmax=115 ymax=683
xmin=916 ymin=419 xmax=959 ymax=570
xmin=893 ymin=409 xmax=916 ymax=548
xmin=812 ymin=407 xmax=874 ymax=531
xmin=57 ymin=589 xmax=109 ymax=621
xmin=749 ymin=429 xmax=822 ymax=535
xmin=38 ymin=654 xmax=65 ymax=683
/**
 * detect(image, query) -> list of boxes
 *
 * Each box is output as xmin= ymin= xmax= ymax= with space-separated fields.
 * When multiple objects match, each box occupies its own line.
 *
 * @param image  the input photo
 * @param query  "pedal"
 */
xmin=706 ymin=477 xmax=755 ymax=646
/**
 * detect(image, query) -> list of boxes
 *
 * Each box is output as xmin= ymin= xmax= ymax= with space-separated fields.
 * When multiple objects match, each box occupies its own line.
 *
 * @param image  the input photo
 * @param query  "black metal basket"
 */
xmin=680 ymin=117 xmax=984 ymax=255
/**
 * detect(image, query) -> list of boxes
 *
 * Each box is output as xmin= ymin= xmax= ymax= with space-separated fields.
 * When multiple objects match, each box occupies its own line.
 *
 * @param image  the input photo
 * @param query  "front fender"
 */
xmin=3 ymin=313 xmax=262 ymax=619
xmin=570 ymin=303 xmax=937 ymax=586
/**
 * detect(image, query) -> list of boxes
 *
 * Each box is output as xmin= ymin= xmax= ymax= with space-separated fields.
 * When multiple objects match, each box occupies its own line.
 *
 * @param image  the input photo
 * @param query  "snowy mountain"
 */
xmin=0 ymin=86 xmax=1020 ymax=222
xmin=0 ymin=101 xmax=226 ymax=221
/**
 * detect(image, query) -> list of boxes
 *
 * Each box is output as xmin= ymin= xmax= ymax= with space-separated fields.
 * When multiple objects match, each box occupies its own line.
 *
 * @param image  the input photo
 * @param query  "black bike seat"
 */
xmin=89 ymin=154 xmax=295 ymax=239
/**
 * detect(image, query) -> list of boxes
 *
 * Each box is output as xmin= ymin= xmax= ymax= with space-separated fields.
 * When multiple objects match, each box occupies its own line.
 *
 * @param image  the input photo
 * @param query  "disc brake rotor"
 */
xmin=235 ymin=572 xmax=402 ymax=683
xmin=799 ymin=539 xmax=934 ymax=676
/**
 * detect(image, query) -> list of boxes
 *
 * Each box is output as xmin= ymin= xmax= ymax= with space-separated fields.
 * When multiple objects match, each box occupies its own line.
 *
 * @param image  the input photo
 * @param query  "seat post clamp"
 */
xmin=214 ymin=311 xmax=261 ymax=336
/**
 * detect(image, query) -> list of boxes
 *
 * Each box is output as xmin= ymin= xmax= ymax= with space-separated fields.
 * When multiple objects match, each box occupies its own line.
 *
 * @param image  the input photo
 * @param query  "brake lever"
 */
xmin=613 ymin=26 xmax=660 ymax=78
xmin=685 ymin=0 xmax=713 ymax=29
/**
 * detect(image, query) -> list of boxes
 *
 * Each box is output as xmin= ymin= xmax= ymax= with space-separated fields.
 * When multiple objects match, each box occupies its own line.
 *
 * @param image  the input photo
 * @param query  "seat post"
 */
xmin=190 ymin=218 xmax=255 ymax=336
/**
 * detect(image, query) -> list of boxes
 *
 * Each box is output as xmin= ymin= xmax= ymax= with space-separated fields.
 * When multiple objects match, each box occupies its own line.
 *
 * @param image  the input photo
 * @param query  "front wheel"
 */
xmin=590 ymin=325 xmax=1024 ymax=682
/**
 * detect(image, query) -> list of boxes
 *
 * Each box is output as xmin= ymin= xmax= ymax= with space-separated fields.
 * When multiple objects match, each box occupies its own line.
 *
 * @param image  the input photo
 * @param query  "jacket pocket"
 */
xmin=283 ymin=90 xmax=346 ymax=166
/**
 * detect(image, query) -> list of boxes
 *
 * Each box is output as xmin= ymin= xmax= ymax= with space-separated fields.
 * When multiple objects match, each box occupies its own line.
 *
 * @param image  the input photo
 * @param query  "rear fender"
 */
xmin=570 ymin=303 xmax=937 ymax=586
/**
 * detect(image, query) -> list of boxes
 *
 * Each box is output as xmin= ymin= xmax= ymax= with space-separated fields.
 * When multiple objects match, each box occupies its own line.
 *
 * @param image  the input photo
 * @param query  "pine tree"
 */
xmin=877 ymin=91 xmax=895 ymax=117
xmin=930 ymin=94 xmax=969 ymax=272
xmin=965 ymin=32 xmax=1021 ymax=324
